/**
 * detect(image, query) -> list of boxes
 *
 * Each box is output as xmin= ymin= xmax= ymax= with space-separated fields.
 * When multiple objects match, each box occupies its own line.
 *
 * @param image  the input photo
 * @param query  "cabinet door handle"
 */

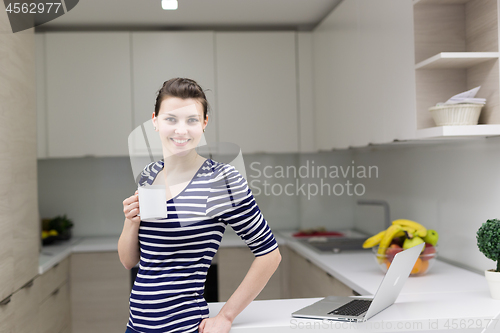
xmin=52 ymin=287 xmax=60 ymax=296
xmin=0 ymin=295 xmax=12 ymax=306
xmin=326 ymin=272 xmax=333 ymax=278
xmin=53 ymin=263 xmax=60 ymax=269
xmin=21 ymin=278 xmax=35 ymax=289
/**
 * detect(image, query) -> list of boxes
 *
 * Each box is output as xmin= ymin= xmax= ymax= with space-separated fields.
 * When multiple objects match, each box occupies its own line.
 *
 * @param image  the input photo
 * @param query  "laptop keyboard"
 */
xmin=328 ymin=300 xmax=372 ymax=317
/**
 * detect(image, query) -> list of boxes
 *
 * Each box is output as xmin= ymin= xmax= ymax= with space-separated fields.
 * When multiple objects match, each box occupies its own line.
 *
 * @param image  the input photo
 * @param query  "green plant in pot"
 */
xmin=476 ymin=219 xmax=500 ymax=299
xmin=49 ymin=214 xmax=74 ymax=241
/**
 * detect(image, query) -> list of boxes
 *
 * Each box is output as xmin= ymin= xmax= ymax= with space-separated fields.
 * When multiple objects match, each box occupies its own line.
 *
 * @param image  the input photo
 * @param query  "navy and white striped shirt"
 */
xmin=127 ymin=158 xmax=278 ymax=333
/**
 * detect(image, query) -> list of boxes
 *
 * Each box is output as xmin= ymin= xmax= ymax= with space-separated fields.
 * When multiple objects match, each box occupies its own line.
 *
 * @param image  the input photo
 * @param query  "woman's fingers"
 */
xmin=129 ymin=201 xmax=139 ymax=209
xmin=129 ymin=215 xmax=141 ymax=224
xmin=123 ymin=192 xmax=141 ymax=222
xmin=123 ymin=194 xmax=139 ymax=206
xmin=123 ymin=200 xmax=138 ymax=214
xmin=126 ymin=203 xmax=140 ymax=216
xmin=198 ymin=318 xmax=207 ymax=333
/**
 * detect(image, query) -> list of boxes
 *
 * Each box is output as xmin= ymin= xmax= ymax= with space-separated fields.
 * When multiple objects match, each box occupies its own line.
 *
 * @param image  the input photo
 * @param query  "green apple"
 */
xmin=403 ymin=236 xmax=425 ymax=250
xmin=423 ymin=229 xmax=439 ymax=246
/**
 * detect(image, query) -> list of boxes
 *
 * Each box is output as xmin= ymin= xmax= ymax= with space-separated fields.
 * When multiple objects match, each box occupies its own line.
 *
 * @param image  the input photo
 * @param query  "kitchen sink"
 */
xmin=298 ymin=236 xmax=369 ymax=254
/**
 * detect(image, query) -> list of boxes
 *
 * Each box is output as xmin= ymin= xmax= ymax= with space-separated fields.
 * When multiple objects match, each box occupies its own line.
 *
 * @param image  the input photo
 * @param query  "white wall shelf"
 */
xmin=416 ymin=124 xmax=500 ymax=139
xmin=415 ymin=52 xmax=499 ymax=70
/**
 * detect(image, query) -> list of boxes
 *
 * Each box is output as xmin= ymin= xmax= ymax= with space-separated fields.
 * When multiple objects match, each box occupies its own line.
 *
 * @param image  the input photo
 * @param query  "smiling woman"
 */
xmin=118 ymin=78 xmax=281 ymax=333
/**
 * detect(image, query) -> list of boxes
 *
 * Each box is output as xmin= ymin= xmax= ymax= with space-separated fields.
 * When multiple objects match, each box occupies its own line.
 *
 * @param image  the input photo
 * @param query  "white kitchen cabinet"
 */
xmin=70 ymin=252 xmax=130 ymax=333
xmin=131 ymin=32 xmax=217 ymax=148
xmin=217 ymin=246 xmax=286 ymax=301
xmin=38 ymin=31 xmax=306 ymax=157
xmin=215 ymin=32 xmax=299 ymax=154
xmin=288 ymin=248 xmax=353 ymax=298
xmin=313 ymin=0 xmax=359 ymax=150
xmin=357 ymin=0 xmax=416 ymax=144
xmin=297 ymin=32 xmax=316 ymax=153
xmin=313 ymin=0 xmax=416 ymax=149
xmin=44 ymin=32 xmax=132 ymax=157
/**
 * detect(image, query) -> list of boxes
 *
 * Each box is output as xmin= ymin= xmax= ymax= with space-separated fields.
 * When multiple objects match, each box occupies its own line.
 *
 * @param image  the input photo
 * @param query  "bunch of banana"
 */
xmin=392 ymin=219 xmax=427 ymax=238
xmin=376 ymin=225 xmax=404 ymax=262
xmin=362 ymin=219 xmax=428 ymax=263
xmin=362 ymin=230 xmax=386 ymax=248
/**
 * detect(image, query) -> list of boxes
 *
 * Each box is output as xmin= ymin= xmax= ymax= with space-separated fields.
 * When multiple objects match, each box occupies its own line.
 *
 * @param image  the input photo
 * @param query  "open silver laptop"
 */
xmin=292 ymin=242 xmax=424 ymax=323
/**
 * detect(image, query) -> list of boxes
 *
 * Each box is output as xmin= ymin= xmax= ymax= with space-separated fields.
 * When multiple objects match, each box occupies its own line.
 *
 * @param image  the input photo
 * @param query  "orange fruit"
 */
xmin=420 ymin=260 xmax=429 ymax=274
xmin=410 ymin=258 xmax=422 ymax=275
xmin=385 ymin=259 xmax=391 ymax=270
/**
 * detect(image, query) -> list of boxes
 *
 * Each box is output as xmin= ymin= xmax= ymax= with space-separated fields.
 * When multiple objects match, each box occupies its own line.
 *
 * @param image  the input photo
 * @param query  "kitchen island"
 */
xmin=208 ymin=291 xmax=500 ymax=332
xmin=206 ymin=231 xmax=500 ymax=332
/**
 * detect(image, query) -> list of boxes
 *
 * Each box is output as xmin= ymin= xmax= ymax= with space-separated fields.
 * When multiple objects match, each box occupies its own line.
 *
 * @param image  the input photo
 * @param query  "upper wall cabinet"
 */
xmin=38 ymin=31 xmax=302 ymax=157
xmin=313 ymin=0 xmax=417 ymax=150
xmin=131 ymin=32 xmax=217 ymax=147
xmin=43 ymin=32 xmax=132 ymax=157
xmin=215 ymin=32 xmax=299 ymax=154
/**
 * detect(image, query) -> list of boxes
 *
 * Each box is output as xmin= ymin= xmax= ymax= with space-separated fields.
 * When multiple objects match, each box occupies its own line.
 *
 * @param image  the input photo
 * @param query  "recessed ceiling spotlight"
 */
xmin=162 ymin=0 xmax=178 ymax=10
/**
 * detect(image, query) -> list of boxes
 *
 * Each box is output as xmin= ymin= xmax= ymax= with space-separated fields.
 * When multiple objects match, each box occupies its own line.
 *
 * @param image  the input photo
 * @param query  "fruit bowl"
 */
xmin=372 ymin=244 xmax=438 ymax=276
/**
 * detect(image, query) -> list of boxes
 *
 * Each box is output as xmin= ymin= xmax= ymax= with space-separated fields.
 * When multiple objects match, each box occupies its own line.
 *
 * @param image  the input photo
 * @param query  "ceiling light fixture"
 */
xmin=161 ymin=0 xmax=178 ymax=10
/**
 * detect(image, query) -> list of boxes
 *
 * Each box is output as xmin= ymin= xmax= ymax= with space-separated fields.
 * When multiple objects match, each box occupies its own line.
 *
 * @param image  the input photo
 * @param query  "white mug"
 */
xmin=137 ymin=185 xmax=167 ymax=220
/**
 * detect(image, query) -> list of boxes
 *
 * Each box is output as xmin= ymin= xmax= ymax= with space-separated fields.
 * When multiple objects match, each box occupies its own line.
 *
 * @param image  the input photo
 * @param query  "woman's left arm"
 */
xmin=198 ymin=247 xmax=282 ymax=333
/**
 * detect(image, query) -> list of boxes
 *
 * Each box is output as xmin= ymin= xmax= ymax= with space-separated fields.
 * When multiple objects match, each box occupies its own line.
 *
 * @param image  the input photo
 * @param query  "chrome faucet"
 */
xmin=357 ymin=199 xmax=391 ymax=230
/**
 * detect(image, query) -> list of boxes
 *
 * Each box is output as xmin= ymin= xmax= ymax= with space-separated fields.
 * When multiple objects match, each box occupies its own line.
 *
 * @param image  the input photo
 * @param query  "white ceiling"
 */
xmin=38 ymin=0 xmax=342 ymax=31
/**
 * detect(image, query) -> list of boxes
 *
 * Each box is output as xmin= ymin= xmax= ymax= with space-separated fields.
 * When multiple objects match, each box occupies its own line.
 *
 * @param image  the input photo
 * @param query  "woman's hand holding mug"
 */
xmin=123 ymin=190 xmax=141 ymax=224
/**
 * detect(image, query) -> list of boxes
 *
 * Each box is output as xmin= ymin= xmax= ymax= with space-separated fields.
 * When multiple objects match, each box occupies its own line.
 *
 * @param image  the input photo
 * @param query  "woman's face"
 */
xmin=152 ymin=97 xmax=208 ymax=157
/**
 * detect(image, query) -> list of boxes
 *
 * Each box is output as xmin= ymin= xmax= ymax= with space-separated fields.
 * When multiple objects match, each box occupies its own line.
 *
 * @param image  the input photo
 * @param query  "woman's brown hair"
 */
xmin=154 ymin=78 xmax=210 ymax=120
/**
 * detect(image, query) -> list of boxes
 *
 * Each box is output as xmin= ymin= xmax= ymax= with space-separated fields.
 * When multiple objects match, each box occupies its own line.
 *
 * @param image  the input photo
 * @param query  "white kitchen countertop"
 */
xmin=276 ymin=230 xmax=489 ymax=296
xmin=39 ymin=237 xmax=84 ymax=274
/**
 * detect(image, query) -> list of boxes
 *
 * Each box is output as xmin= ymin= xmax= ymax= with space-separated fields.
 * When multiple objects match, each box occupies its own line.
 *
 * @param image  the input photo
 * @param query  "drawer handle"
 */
xmin=0 ymin=295 xmax=12 ymax=306
xmin=52 ymin=288 xmax=60 ymax=296
xmin=21 ymin=278 xmax=35 ymax=289
xmin=326 ymin=272 xmax=333 ymax=278
xmin=53 ymin=263 xmax=60 ymax=269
